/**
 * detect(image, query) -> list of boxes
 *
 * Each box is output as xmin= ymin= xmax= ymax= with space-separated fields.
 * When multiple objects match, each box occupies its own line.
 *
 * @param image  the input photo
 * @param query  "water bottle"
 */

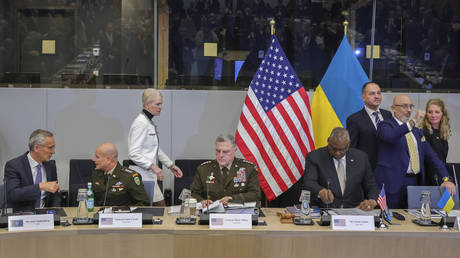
xmin=87 ymin=182 xmax=94 ymax=212
xmin=420 ymin=191 xmax=431 ymax=224
xmin=300 ymin=191 xmax=311 ymax=219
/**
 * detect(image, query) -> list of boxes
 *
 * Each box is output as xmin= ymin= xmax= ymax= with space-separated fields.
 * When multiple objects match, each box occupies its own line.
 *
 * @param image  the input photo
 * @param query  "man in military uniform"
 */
xmin=191 ymin=134 xmax=261 ymax=208
xmin=91 ymin=143 xmax=149 ymax=206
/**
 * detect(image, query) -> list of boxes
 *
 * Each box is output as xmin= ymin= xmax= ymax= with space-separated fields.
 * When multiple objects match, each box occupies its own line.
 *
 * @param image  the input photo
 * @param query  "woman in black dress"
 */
xmin=420 ymin=99 xmax=451 ymax=185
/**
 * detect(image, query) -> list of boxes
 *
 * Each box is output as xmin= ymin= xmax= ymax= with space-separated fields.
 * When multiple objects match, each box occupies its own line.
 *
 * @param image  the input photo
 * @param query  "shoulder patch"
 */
xmin=133 ymin=175 xmax=141 ymax=186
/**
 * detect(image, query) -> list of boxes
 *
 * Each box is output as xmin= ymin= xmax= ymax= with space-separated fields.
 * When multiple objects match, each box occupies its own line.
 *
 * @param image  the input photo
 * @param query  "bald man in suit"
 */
xmin=375 ymin=94 xmax=456 ymax=208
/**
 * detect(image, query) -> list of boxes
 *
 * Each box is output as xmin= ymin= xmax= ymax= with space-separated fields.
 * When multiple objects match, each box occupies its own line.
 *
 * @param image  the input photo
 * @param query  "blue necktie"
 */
xmin=372 ymin=111 xmax=381 ymax=127
xmin=35 ymin=164 xmax=42 ymax=208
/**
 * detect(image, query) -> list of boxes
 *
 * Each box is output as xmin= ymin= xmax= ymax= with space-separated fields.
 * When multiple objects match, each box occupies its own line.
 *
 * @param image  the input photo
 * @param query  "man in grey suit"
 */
xmin=303 ymin=127 xmax=379 ymax=210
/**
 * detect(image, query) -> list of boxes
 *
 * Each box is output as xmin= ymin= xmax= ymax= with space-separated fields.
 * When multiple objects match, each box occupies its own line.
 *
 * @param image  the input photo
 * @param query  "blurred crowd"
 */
xmin=0 ymin=0 xmax=458 ymax=88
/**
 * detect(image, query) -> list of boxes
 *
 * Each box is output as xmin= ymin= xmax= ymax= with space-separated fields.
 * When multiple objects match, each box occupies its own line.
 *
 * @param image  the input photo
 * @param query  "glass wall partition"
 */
xmin=1 ymin=0 xmax=459 ymax=90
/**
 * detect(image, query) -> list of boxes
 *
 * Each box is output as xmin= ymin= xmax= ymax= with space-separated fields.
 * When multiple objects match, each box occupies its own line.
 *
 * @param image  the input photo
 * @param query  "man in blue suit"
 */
xmin=347 ymin=82 xmax=392 ymax=170
xmin=4 ymin=129 xmax=61 ymax=211
xmin=375 ymin=95 xmax=456 ymax=208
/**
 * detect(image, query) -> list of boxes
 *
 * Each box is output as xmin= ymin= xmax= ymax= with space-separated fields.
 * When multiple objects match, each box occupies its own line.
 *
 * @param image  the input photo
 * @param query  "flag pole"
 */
xmin=270 ymin=19 xmax=275 ymax=35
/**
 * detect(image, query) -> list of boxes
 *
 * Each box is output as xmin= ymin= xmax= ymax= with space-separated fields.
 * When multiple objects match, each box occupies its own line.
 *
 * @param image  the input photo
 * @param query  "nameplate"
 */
xmin=453 ymin=217 xmax=460 ymax=231
xmin=98 ymin=213 xmax=142 ymax=228
xmin=8 ymin=214 xmax=54 ymax=232
xmin=331 ymin=215 xmax=375 ymax=231
xmin=209 ymin=214 xmax=252 ymax=229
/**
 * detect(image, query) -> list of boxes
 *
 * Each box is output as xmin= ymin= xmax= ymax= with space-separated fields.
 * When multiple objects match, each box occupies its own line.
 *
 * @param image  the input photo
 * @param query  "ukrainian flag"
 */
xmin=437 ymin=188 xmax=455 ymax=213
xmin=311 ymin=35 xmax=369 ymax=147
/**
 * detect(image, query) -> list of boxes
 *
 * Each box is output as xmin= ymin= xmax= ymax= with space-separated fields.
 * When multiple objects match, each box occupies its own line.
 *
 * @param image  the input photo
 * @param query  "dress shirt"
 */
xmin=394 ymin=117 xmax=419 ymax=174
xmin=27 ymin=153 xmax=47 ymax=207
xmin=364 ymin=106 xmax=384 ymax=129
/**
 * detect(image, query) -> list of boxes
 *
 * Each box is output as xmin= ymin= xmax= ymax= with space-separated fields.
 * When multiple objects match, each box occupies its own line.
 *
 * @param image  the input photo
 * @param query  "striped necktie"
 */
xmin=405 ymin=133 xmax=420 ymax=174
xmin=372 ymin=111 xmax=381 ymax=127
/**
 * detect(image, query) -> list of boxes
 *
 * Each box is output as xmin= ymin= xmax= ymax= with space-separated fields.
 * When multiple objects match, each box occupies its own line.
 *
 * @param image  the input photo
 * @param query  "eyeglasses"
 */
xmin=394 ymin=104 xmax=415 ymax=109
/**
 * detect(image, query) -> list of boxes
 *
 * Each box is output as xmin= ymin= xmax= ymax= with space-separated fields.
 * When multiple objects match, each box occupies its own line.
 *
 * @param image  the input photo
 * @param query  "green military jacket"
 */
xmin=91 ymin=162 xmax=149 ymax=206
xmin=190 ymin=158 xmax=261 ymax=202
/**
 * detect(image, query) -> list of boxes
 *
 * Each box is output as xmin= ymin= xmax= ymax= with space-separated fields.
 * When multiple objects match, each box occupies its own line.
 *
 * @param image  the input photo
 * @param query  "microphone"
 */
xmin=434 ymin=174 xmax=443 ymax=196
xmin=326 ymin=178 xmax=331 ymax=211
xmin=452 ymin=164 xmax=458 ymax=186
xmin=204 ymin=172 xmax=215 ymax=214
xmin=319 ymin=178 xmax=331 ymax=226
xmin=102 ymin=174 xmax=111 ymax=208
xmin=2 ymin=177 xmax=8 ymax=216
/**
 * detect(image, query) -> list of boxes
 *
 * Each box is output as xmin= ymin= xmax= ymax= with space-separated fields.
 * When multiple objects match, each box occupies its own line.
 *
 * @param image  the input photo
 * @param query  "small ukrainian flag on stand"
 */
xmin=437 ymin=188 xmax=455 ymax=230
xmin=437 ymin=188 xmax=455 ymax=213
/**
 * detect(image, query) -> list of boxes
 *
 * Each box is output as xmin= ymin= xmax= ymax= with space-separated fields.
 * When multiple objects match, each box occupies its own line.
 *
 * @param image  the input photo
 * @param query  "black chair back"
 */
xmin=69 ymin=159 xmax=95 ymax=206
xmin=173 ymin=159 xmax=209 ymax=205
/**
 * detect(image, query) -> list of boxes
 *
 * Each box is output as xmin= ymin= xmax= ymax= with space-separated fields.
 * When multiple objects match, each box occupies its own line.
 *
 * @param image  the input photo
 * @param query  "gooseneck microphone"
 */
xmin=326 ymin=178 xmax=331 ymax=210
xmin=2 ymin=177 xmax=8 ymax=216
xmin=102 ymin=174 xmax=111 ymax=208
xmin=205 ymin=172 xmax=214 ymax=214
xmin=319 ymin=178 xmax=332 ymax=226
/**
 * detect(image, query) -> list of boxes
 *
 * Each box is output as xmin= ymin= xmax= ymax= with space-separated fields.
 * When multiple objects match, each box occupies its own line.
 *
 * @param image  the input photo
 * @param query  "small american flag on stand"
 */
xmin=236 ymin=35 xmax=315 ymax=201
xmin=377 ymin=184 xmax=391 ymax=222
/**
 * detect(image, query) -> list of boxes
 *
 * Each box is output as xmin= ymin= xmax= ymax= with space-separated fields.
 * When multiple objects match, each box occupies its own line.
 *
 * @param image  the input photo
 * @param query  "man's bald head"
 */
xmin=92 ymin=143 xmax=118 ymax=172
xmin=392 ymin=94 xmax=414 ymax=122
xmin=96 ymin=143 xmax=118 ymax=159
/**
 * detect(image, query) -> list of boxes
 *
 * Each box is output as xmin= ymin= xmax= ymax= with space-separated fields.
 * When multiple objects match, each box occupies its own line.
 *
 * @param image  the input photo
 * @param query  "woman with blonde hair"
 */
xmin=420 ymin=98 xmax=451 ymax=185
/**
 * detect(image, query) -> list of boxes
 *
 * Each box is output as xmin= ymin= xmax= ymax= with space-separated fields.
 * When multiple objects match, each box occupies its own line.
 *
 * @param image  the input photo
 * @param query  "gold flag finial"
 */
xmin=343 ymin=20 xmax=349 ymax=36
xmin=270 ymin=19 xmax=275 ymax=35
xmin=342 ymin=11 xmax=349 ymax=36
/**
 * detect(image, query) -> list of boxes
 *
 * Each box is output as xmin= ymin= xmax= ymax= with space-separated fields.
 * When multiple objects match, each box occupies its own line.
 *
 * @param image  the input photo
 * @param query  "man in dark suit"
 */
xmin=346 ymin=82 xmax=392 ymax=170
xmin=4 ymin=129 xmax=61 ymax=211
xmin=303 ymin=127 xmax=379 ymax=210
xmin=375 ymin=94 xmax=456 ymax=208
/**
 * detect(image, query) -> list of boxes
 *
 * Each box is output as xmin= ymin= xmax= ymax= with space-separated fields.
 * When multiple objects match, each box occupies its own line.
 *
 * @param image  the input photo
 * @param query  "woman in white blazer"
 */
xmin=128 ymin=88 xmax=183 ymax=205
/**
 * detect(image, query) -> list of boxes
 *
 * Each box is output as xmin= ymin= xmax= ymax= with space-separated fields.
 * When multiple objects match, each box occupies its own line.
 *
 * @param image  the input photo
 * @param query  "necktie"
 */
xmin=222 ymin=167 xmax=229 ymax=182
xmin=336 ymin=159 xmax=346 ymax=195
xmin=405 ymin=133 xmax=420 ymax=174
xmin=372 ymin=111 xmax=381 ymax=127
xmin=35 ymin=164 xmax=42 ymax=208
xmin=35 ymin=164 xmax=42 ymax=184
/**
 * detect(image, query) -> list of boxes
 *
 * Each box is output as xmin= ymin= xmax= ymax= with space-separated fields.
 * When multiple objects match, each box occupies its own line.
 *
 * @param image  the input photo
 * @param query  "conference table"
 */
xmin=0 ymin=208 xmax=459 ymax=258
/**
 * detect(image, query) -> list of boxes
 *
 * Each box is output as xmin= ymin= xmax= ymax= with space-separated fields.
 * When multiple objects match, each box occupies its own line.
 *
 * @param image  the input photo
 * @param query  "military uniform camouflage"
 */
xmin=91 ymin=162 xmax=150 ymax=206
xmin=190 ymin=158 xmax=261 ymax=202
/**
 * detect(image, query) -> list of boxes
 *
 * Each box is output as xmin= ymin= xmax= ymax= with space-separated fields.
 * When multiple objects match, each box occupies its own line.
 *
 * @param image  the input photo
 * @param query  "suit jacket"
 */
xmin=375 ymin=117 xmax=449 ymax=194
xmin=4 ymin=152 xmax=61 ymax=211
xmin=303 ymin=147 xmax=379 ymax=208
xmin=346 ymin=108 xmax=392 ymax=170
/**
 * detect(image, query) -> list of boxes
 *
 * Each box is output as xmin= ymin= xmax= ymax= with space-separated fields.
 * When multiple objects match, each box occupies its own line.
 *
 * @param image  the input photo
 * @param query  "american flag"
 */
xmin=236 ymin=35 xmax=315 ymax=201
xmin=377 ymin=184 xmax=391 ymax=221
